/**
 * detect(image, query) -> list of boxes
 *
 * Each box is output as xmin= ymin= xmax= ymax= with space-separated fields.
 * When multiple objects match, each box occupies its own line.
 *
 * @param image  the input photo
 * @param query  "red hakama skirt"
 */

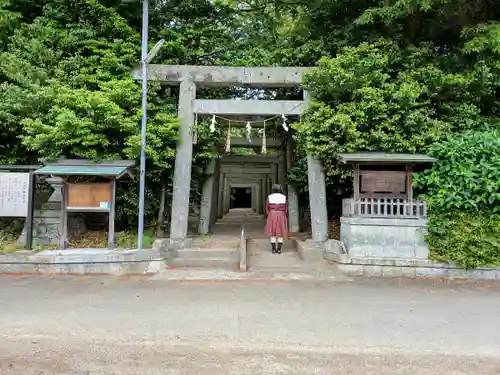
xmin=265 ymin=202 xmax=288 ymax=237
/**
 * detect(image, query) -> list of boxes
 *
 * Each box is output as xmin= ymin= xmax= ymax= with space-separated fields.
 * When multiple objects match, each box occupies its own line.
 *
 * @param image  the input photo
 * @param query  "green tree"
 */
xmin=0 ymin=0 xmax=182 ymax=228
xmin=294 ymin=41 xmax=491 ymax=185
xmin=0 ymin=0 xmax=259 ymax=231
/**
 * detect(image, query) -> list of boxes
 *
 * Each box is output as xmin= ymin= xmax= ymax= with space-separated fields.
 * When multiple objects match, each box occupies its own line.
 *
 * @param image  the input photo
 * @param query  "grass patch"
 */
xmin=0 ymin=241 xmax=24 ymax=253
xmin=0 ymin=220 xmax=24 ymax=253
xmin=68 ymin=230 xmax=155 ymax=249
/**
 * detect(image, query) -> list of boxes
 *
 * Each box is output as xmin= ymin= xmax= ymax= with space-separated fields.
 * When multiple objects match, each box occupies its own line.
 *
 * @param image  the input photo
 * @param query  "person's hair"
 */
xmin=272 ymin=184 xmax=282 ymax=194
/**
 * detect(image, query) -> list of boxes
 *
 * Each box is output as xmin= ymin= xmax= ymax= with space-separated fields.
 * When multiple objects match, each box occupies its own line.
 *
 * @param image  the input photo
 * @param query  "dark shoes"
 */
xmin=271 ymin=243 xmax=283 ymax=254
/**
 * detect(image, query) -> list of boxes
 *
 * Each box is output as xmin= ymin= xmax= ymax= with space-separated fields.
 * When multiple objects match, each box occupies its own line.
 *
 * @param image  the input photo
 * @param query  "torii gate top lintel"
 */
xmin=131 ymin=64 xmax=312 ymax=88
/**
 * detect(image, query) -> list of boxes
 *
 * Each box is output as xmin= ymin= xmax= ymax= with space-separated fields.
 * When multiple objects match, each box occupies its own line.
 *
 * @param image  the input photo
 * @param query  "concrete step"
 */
xmin=171 ymin=256 xmax=239 ymax=268
xmin=217 ymin=217 xmax=263 ymax=219
xmin=247 ymin=238 xmax=296 ymax=253
xmin=217 ymin=217 xmax=264 ymax=222
xmin=175 ymin=248 xmax=239 ymax=259
xmin=170 ymin=248 xmax=240 ymax=269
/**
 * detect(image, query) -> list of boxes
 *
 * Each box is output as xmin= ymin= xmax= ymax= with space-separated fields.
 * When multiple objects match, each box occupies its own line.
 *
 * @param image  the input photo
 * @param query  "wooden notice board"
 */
xmin=66 ymin=183 xmax=111 ymax=209
xmin=360 ymin=171 xmax=406 ymax=196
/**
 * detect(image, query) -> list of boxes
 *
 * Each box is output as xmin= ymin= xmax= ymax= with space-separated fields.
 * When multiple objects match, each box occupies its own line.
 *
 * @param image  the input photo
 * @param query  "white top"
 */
xmin=268 ymin=193 xmax=286 ymax=204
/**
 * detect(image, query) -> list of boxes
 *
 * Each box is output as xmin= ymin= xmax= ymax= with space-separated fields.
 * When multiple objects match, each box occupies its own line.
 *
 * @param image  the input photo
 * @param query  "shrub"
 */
xmin=414 ymin=130 xmax=500 ymax=212
xmin=415 ymin=129 xmax=500 ymax=268
xmin=427 ymin=211 xmax=500 ymax=269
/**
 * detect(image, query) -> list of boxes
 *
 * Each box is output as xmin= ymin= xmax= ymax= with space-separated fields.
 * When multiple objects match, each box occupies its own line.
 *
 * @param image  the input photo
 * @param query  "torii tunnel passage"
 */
xmin=231 ymin=188 xmax=252 ymax=209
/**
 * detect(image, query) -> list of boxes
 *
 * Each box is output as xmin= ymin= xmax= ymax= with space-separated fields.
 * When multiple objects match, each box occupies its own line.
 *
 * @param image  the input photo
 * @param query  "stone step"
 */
xmin=170 ymin=257 xmax=239 ymax=269
xmin=218 ymin=216 xmax=264 ymax=221
xmin=216 ymin=222 xmax=264 ymax=225
xmin=248 ymin=248 xmax=296 ymax=255
xmin=247 ymin=238 xmax=296 ymax=251
xmin=175 ymin=248 xmax=239 ymax=259
xmin=169 ymin=247 xmax=240 ymax=269
xmin=219 ymin=216 xmax=264 ymax=219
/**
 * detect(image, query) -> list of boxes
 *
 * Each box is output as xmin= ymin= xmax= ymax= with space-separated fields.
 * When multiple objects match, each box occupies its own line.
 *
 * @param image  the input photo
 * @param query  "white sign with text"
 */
xmin=0 ymin=173 xmax=30 ymax=217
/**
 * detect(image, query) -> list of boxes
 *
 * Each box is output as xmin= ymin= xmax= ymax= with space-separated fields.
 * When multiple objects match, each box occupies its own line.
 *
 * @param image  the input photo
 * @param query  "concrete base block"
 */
xmin=322 ymin=239 xmax=500 ymax=280
xmin=0 ymin=248 xmax=164 ymax=276
xmin=239 ymin=237 xmax=248 ymax=272
xmin=296 ymin=239 xmax=325 ymax=263
xmin=163 ymin=238 xmax=193 ymax=250
xmin=332 ymin=256 xmax=500 ymax=280
xmin=154 ymin=238 xmax=193 ymax=259
xmin=341 ymin=217 xmax=428 ymax=259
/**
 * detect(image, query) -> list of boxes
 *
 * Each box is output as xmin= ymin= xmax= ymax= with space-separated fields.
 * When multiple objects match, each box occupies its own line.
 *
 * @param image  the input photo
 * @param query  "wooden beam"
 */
xmin=221 ymin=166 xmax=273 ymax=174
xmin=406 ymin=164 xmax=413 ymax=202
xmin=60 ymin=182 xmax=67 ymax=250
xmin=353 ymin=163 xmax=360 ymax=200
xmin=219 ymin=137 xmax=282 ymax=149
xmin=220 ymin=155 xmax=278 ymax=164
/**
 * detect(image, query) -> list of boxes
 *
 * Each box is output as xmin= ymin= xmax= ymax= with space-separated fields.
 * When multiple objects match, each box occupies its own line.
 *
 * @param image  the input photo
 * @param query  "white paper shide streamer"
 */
xmin=210 ymin=114 xmax=217 ymax=133
xmin=261 ymin=120 xmax=267 ymax=154
xmin=246 ymin=121 xmax=252 ymax=142
xmin=225 ymin=120 xmax=231 ymax=153
xmin=281 ymin=114 xmax=289 ymax=132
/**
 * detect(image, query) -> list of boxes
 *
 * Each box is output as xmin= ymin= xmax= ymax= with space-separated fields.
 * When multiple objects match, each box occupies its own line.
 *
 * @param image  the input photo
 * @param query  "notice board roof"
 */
xmin=34 ymin=159 xmax=135 ymax=178
xmin=337 ymin=152 xmax=436 ymax=165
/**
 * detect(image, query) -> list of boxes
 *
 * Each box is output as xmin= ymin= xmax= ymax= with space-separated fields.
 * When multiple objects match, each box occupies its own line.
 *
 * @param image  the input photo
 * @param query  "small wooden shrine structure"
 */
xmin=34 ymin=159 xmax=134 ymax=249
xmin=338 ymin=152 xmax=436 ymax=259
xmin=339 ymin=152 xmax=436 ymax=218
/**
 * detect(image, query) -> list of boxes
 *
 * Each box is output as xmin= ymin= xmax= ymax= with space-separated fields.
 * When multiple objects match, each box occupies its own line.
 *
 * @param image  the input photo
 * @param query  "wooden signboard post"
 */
xmin=62 ymin=181 xmax=117 ymax=249
xmin=33 ymin=159 xmax=134 ymax=250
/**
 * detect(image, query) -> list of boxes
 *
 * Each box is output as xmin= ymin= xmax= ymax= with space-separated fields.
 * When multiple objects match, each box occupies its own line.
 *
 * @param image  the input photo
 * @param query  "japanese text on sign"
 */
xmin=0 ymin=173 xmax=30 ymax=217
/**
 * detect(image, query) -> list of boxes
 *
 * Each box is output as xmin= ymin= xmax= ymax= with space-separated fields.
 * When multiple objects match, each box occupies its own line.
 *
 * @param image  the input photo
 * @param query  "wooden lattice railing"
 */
xmin=342 ymin=198 xmax=428 ymax=218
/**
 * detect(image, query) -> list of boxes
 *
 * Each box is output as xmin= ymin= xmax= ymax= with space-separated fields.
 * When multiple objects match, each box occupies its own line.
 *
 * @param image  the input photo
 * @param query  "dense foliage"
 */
xmin=414 ymin=130 xmax=500 ymax=212
xmin=425 ymin=211 xmax=500 ymax=269
xmin=0 ymin=0 xmax=246 ymax=229
xmin=412 ymin=130 xmax=500 ymax=267
xmin=295 ymin=40 xmax=493 ymax=185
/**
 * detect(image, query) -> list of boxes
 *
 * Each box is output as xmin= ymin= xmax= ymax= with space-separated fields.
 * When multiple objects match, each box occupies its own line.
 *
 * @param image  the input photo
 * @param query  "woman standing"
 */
xmin=265 ymin=184 xmax=288 ymax=254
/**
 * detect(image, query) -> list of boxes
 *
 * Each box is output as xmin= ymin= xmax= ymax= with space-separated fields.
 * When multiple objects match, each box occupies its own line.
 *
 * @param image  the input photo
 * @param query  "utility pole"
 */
xmin=138 ymin=0 xmax=164 ymax=250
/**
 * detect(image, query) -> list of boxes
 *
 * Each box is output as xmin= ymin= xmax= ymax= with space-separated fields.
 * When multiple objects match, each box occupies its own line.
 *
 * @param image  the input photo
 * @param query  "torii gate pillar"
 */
xmin=170 ymin=80 xmax=196 ymax=239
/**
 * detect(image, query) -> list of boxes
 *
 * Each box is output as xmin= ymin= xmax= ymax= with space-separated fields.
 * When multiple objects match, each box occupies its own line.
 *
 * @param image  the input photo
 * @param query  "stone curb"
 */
xmin=239 ymin=236 xmax=248 ymax=271
xmin=324 ymin=251 xmax=500 ymax=280
xmin=0 ymin=250 xmax=165 ymax=275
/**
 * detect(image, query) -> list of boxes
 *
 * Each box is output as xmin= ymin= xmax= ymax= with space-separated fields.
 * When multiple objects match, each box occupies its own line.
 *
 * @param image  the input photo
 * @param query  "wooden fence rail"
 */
xmin=342 ymin=198 xmax=428 ymax=218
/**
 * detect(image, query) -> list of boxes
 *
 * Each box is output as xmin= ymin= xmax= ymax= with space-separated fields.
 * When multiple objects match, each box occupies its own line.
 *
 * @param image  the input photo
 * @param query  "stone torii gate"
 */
xmin=132 ymin=64 xmax=329 ymax=244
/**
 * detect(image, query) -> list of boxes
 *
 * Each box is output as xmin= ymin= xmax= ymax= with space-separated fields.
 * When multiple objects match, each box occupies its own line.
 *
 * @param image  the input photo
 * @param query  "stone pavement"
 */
xmin=1 ymin=275 xmax=499 ymax=374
